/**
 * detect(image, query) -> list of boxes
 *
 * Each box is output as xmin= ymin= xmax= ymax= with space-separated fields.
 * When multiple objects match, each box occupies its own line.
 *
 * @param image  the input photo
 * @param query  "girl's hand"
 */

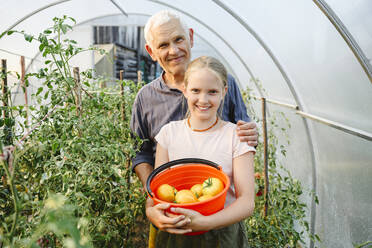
xmin=170 ymin=207 xmax=209 ymax=232
xmin=146 ymin=201 xmax=192 ymax=234
xmin=236 ymin=120 xmax=258 ymax=147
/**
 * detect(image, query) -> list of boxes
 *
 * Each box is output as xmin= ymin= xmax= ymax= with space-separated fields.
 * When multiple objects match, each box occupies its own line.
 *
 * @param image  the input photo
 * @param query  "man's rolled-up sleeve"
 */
xmin=130 ymin=95 xmax=155 ymax=171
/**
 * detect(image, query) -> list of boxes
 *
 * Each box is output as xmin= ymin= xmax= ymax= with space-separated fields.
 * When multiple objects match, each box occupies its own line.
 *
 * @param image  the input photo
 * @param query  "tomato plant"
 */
xmin=0 ymin=16 xmax=147 ymax=248
xmin=242 ymin=85 xmax=320 ymax=248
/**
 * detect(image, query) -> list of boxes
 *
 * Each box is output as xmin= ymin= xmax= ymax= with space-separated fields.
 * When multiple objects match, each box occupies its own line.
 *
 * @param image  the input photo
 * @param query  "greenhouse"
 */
xmin=1 ymin=0 xmax=371 ymax=248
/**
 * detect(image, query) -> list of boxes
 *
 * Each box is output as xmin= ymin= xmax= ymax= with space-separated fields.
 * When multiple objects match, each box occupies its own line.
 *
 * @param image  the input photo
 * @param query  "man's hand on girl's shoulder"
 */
xmin=236 ymin=120 xmax=258 ymax=147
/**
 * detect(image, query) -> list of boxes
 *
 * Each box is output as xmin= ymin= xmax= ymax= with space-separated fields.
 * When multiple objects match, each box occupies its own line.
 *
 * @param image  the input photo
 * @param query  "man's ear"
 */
xmin=188 ymin=28 xmax=194 ymax=48
xmin=145 ymin=44 xmax=157 ymax=61
xmin=181 ymin=83 xmax=186 ymax=94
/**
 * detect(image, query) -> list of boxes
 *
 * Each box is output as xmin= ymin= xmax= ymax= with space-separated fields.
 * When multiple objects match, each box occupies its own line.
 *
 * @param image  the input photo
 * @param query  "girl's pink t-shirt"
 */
xmin=155 ymin=119 xmax=255 ymax=206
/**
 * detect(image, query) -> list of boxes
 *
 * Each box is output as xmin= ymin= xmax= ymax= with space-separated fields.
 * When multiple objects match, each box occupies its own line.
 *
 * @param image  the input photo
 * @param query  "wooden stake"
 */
xmin=1 ymin=59 xmax=12 ymax=145
xmin=137 ymin=70 xmax=142 ymax=83
xmin=262 ymin=97 xmax=269 ymax=217
xmin=73 ymin=67 xmax=82 ymax=117
xmin=20 ymin=56 xmax=29 ymax=132
xmin=120 ymin=70 xmax=125 ymax=122
xmin=1 ymin=60 xmax=8 ymax=118
xmin=73 ymin=67 xmax=82 ymax=137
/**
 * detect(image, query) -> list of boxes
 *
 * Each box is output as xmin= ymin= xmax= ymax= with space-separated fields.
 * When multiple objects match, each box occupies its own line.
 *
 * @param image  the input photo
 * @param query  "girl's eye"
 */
xmin=191 ymin=89 xmax=199 ymax=93
xmin=209 ymin=90 xmax=218 ymax=94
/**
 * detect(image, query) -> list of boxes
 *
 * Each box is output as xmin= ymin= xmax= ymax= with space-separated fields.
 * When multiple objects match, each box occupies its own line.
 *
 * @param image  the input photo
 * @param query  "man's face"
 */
xmin=146 ymin=20 xmax=193 ymax=78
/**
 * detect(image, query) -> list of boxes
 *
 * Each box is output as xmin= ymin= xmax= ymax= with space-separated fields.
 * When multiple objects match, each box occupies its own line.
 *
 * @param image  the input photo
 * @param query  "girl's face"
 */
xmin=184 ymin=68 xmax=227 ymax=122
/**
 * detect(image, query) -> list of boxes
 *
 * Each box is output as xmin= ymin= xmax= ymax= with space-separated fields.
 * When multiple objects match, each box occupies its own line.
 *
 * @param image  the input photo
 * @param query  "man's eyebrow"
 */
xmin=174 ymin=35 xmax=184 ymax=39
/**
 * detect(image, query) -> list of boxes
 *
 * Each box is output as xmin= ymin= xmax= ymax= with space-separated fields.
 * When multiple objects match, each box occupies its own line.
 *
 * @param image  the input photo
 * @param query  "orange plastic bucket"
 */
xmin=146 ymin=158 xmax=230 ymax=235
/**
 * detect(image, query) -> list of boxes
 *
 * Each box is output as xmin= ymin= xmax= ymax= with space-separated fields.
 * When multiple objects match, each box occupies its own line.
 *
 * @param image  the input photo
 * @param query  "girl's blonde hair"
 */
xmin=184 ymin=56 xmax=227 ymax=88
xmin=183 ymin=56 xmax=228 ymax=117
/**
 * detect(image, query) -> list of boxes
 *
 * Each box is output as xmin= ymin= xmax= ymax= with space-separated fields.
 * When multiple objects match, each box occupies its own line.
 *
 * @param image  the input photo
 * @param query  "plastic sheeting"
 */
xmin=1 ymin=1 xmax=371 ymax=247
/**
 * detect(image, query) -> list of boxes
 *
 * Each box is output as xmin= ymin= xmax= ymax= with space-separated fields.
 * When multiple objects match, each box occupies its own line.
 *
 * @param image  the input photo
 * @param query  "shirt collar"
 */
xmin=158 ymin=71 xmax=183 ymax=93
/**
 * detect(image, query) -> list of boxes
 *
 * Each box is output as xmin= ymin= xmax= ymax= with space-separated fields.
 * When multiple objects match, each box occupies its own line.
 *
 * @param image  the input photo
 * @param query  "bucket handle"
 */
xmin=146 ymin=158 xmax=220 ymax=198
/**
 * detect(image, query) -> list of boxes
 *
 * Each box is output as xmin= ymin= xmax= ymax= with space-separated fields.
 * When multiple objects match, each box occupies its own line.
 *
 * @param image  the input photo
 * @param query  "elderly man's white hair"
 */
xmin=144 ymin=10 xmax=189 ymax=47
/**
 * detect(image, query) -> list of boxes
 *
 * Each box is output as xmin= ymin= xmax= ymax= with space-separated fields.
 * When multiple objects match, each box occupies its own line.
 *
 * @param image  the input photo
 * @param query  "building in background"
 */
xmin=93 ymin=26 xmax=158 ymax=83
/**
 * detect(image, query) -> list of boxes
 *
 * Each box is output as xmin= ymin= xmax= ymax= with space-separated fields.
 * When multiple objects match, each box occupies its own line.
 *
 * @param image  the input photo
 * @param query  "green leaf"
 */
xmin=314 ymin=234 xmax=320 ymax=241
xmin=0 ymin=118 xmax=4 ymax=127
xmin=56 ymin=60 xmax=63 ymax=68
xmin=69 ymin=17 xmax=76 ymax=24
xmin=61 ymin=24 xmax=67 ymax=34
xmin=45 ymin=60 xmax=52 ymax=65
xmin=39 ymin=43 xmax=45 ymax=52
xmin=43 ymin=29 xmax=52 ymax=34
xmin=4 ymin=118 xmax=14 ymax=127
xmin=36 ymin=87 xmax=43 ymax=96
xmin=52 ymin=142 xmax=59 ymax=152
xmin=38 ymin=33 xmax=48 ymax=44
xmin=44 ymin=90 xmax=50 ymax=100
xmin=24 ymin=33 xmax=33 ymax=42
xmin=7 ymin=30 xmax=15 ymax=35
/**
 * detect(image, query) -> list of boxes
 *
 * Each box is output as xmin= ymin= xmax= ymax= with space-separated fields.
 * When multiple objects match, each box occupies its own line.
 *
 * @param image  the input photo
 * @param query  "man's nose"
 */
xmin=169 ymin=43 xmax=179 ymax=54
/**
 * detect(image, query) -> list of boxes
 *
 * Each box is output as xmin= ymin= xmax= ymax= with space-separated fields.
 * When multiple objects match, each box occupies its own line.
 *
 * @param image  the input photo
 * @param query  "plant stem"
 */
xmin=52 ymin=28 xmax=75 ymax=104
xmin=56 ymin=24 xmax=72 ymax=81
xmin=61 ymin=52 xmax=72 ymax=77
xmin=1 ymin=158 xmax=19 ymax=241
xmin=50 ymin=53 xmax=75 ymax=104
xmin=355 ymin=241 xmax=372 ymax=248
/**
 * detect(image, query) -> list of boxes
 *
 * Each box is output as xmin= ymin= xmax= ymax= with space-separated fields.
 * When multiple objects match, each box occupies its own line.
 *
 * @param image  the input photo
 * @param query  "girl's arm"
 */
xmin=171 ymin=151 xmax=255 ymax=231
xmin=145 ymin=143 xmax=192 ymax=234
xmin=154 ymin=142 xmax=169 ymax=169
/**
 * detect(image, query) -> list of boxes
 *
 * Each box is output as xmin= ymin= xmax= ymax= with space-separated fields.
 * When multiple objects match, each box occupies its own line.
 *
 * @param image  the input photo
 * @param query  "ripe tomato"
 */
xmin=202 ymin=177 xmax=224 ymax=197
xmin=190 ymin=184 xmax=203 ymax=198
xmin=256 ymin=189 xmax=263 ymax=197
xmin=197 ymin=194 xmax=213 ymax=202
xmin=175 ymin=189 xmax=198 ymax=204
xmin=156 ymin=184 xmax=176 ymax=202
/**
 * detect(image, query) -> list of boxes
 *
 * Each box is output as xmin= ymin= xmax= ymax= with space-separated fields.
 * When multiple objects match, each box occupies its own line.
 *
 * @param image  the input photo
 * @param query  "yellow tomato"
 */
xmin=156 ymin=184 xmax=176 ymax=202
xmin=175 ymin=189 xmax=198 ymax=204
xmin=190 ymin=184 xmax=203 ymax=198
xmin=198 ymin=194 xmax=213 ymax=202
xmin=202 ymin=177 xmax=224 ymax=197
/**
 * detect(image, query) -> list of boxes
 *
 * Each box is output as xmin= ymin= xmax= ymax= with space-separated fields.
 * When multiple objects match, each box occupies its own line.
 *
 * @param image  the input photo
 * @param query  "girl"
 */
xmin=147 ymin=56 xmax=255 ymax=248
